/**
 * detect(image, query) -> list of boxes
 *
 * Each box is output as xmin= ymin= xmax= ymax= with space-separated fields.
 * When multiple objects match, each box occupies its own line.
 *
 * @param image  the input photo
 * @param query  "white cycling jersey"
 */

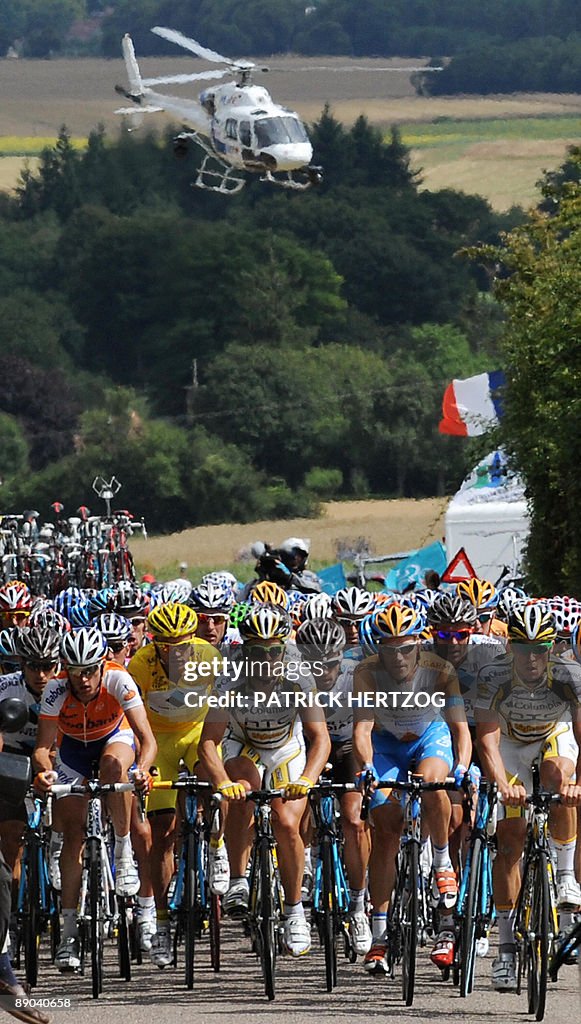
xmin=0 ymin=671 xmax=43 ymax=755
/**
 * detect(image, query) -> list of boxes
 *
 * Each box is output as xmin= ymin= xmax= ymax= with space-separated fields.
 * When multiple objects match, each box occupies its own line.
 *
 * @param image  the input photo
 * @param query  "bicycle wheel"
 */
xmin=209 ymin=893 xmax=221 ymax=972
xmin=88 ymin=840 xmax=104 ymax=999
xmin=527 ymin=853 xmax=551 ymax=1022
xmin=320 ymin=837 xmax=337 ymax=992
xmin=116 ymin=897 xmax=131 ymax=981
xmin=259 ymin=841 xmax=277 ymax=1001
xmin=184 ymin=831 xmax=197 ymax=990
xmin=400 ymin=843 xmax=419 ymax=1006
xmin=22 ymin=851 xmax=40 ymax=988
xmin=460 ymin=836 xmax=482 ymax=997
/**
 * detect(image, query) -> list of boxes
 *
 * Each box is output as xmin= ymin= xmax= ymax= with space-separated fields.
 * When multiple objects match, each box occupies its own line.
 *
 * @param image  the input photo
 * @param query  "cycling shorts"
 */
xmin=329 ymin=740 xmax=358 ymax=786
xmin=55 ymin=727 xmax=135 ymax=790
xmin=500 ymin=722 xmax=578 ymax=820
xmin=221 ymin=732 xmax=306 ymax=789
xmin=147 ymin=721 xmax=205 ymax=815
xmin=370 ymin=720 xmax=454 ymax=809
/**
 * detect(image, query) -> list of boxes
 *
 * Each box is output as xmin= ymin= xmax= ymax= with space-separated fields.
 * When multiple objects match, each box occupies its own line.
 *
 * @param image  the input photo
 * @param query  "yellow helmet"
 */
xmin=456 ymin=577 xmax=498 ymax=610
xmin=507 ymin=605 xmax=556 ymax=643
xmin=147 ymin=602 xmax=198 ymax=640
xmin=250 ymin=581 xmax=289 ymax=609
xmin=370 ymin=603 xmax=423 ymax=640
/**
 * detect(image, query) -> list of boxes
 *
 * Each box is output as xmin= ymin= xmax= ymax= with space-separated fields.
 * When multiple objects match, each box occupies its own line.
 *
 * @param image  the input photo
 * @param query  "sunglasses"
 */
xmin=477 ymin=612 xmax=493 ymax=623
xmin=436 ymin=629 xmax=472 ymax=642
xmin=26 ymin=660 xmax=58 ymax=673
xmin=108 ymin=641 xmax=130 ymax=652
xmin=154 ymin=638 xmax=193 ymax=651
xmin=379 ymin=642 xmax=417 ymax=655
xmin=67 ymin=662 xmax=102 ymax=678
xmin=198 ymin=613 xmax=229 ymax=624
xmin=510 ymin=642 xmax=553 ymax=654
xmin=318 ymin=657 xmax=342 ymax=671
xmin=245 ymin=643 xmax=285 ymax=658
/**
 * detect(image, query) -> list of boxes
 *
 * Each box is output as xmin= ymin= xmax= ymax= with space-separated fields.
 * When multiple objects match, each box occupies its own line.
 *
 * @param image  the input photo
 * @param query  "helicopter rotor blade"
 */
xmin=151 ymin=26 xmax=233 ymax=65
xmin=283 ymin=65 xmax=443 ymax=73
xmin=141 ymin=68 xmax=229 ymax=87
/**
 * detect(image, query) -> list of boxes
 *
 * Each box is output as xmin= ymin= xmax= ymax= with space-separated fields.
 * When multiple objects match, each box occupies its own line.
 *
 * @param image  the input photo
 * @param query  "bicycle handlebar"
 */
xmin=151 ymin=778 xmax=215 ymax=791
xmin=50 ymin=781 xmax=136 ymax=798
xmin=245 ymin=789 xmax=285 ymax=802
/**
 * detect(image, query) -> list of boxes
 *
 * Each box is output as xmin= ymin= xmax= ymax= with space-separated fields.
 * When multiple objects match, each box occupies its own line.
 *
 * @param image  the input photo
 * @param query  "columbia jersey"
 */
xmin=40 ymin=664 xmax=143 ymax=744
xmin=319 ymin=660 xmax=354 ymax=743
xmin=475 ymin=653 xmax=581 ymax=743
xmin=354 ymin=649 xmax=460 ymax=740
xmin=0 ymin=671 xmax=43 ymax=754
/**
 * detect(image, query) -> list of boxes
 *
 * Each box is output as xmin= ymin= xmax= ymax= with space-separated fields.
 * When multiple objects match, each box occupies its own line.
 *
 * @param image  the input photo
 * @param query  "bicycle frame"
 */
xmin=310 ymin=784 xmax=351 ymax=922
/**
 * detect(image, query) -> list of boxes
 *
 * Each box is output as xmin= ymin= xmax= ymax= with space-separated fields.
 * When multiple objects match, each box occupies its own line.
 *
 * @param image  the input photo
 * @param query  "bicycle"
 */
xmin=309 ymin=779 xmax=356 ymax=991
xmin=50 ymin=777 xmax=140 ymax=999
xmin=362 ymin=772 xmax=458 ymax=1006
xmin=152 ymin=772 xmax=221 ymax=989
xmin=550 ymin=917 xmax=581 ymax=979
xmin=514 ymin=764 xmax=561 ymax=1022
xmin=16 ymin=792 xmax=60 ymax=987
xmin=454 ymin=779 xmax=498 ymax=997
xmin=245 ymin=789 xmax=285 ymax=1001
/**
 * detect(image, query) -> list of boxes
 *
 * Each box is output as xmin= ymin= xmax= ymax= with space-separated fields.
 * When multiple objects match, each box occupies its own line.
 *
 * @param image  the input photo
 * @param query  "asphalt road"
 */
xmin=11 ymin=920 xmax=580 ymax=1024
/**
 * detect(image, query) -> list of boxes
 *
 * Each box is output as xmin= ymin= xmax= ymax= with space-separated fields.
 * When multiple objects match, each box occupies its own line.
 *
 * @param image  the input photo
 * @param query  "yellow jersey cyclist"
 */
xmin=127 ymin=601 xmax=222 ymax=968
xmin=33 ymin=627 xmax=156 ymax=973
xmin=198 ymin=603 xmax=331 ymax=957
xmin=475 ymin=603 xmax=581 ymax=991
xmin=353 ymin=603 xmax=471 ymax=976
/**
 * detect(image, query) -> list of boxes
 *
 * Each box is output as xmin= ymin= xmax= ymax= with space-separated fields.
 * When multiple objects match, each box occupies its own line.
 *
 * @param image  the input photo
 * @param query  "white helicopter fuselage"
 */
xmin=201 ymin=82 xmax=313 ymax=173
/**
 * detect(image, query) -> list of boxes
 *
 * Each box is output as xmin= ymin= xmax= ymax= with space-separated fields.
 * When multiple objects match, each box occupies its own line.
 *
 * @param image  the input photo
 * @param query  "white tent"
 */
xmin=445 ymin=451 xmax=529 ymax=582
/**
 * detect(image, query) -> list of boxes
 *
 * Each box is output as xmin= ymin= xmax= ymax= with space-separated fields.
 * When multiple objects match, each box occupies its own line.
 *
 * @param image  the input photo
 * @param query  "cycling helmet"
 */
xmin=373 ymin=592 xmax=397 ymax=608
xmin=456 ymin=578 xmax=498 ymax=610
xmin=87 ymin=588 xmax=116 ymax=619
xmin=203 ymin=571 xmax=238 ymax=596
xmin=239 ymin=603 xmax=292 ymax=643
xmin=113 ymin=581 xmax=147 ymax=618
xmin=0 ymin=628 xmax=19 ymax=662
xmin=52 ymin=590 xmax=80 ymax=622
xmin=28 ymin=606 xmax=71 ymax=635
xmin=507 ymin=605 xmax=556 ymax=643
xmin=94 ymin=613 xmax=133 ymax=644
xmin=428 ymin=593 xmax=478 ymax=627
xmin=496 ymin=586 xmax=527 ymax=621
xmin=296 ymin=618 xmax=346 ymax=658
xmin=331 ymin=587 xmax=375 ymax=621
xmin=68 ymin=602 xmax=92 ymax=629
xmin=229 ymin=602 xmax=253 ymax=629
xmin=60 ymin=626 xmax=108 ymax=667
xmin=551 ymin=603 xmax=581 ymax=638
xmin=370 ymin=604 xmax=424 ymax=639
xmin=159 ymin=579 xmax=193 ymax=605
xmin=15 ymin=627 xmax=61 ymax=664
xmin=358 ymin=614 xmax=378 ymax=656
xmin=147 ymin=602 xmax=198 ymax=640
xmin=189 ymin=580 xmax=235 ymax=614
xmin=250 ymin=581 xmax=289 ymax=609
xmin=0 ymin=581 xmax=32 ymax=613
xmin=301 ymin=593 xmax=333 ymax=622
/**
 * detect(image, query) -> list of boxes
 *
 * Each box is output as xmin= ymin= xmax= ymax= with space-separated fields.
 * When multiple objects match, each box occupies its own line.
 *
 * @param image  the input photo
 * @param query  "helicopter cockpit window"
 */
xmin=239 ymin=122 xmax=252 ymax=147
xmin=225 ymin=119 xmax=238 ymax=140
xmin=254 ymin=116 xmax=309 ymax=147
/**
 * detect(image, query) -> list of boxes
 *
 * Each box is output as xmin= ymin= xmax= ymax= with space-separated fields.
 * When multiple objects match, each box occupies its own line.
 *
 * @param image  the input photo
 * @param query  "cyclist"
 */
xmin=457 ymin=577 xmax=508 ymax=640
xmin=296 ymin=617 xmax=372 ymax=954
xmin=475 ymin=604 xmax=581 ymax=990
xmin=112 ymin=582 xmax=150 ymax=656
xmin=330 ymin=587 xmax=375 ymax=653
xmin=33 ymin=627 xmax=156 ymax=972
xmin=94 ymin=613 xmax=134 ymax=667
xmin=198 ymin=603 xmax=331 ymax=957
xmin=127 ymin=602 xmax=221 ymax=968
xmin=189 ymin=579 xmax=236 ymax=649
xmin=352 ymin=603 xmax=471 ymax=975
xmin=0 ymin=583 xmax=32 ymax=629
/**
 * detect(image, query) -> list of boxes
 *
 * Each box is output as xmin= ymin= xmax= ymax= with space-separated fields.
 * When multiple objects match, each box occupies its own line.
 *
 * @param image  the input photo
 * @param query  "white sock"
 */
xmin=432 ymin=843 xmax=453 ymax=871
xmin=137 ymin=895 xmax=155 ymax=919
xmin=284 ymin=901 xmax=305 ymax=919
xmin=371 ymin=912 xmax=387 ymax=942
xmin=350 ymin=888 xmax=366 ymax=913
xmin=114 ymin=832 xmax=132 ymax=857
xmin=554 ymin=839 xmax=576 ymax=875
xmin=62 ymin=908 xmax=78 ymax=940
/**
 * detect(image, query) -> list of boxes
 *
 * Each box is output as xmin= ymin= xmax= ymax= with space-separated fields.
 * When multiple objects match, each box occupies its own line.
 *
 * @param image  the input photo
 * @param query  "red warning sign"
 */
xmin=441 ymin=547 xmax=477 ymax=583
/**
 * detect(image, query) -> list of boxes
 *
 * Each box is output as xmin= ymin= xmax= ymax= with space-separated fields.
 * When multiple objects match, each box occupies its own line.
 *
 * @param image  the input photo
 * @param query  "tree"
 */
xmin=0 ymin=413 xmax=29 ymax=485
xmin=467 ymin=150 xmax=581 ymax=591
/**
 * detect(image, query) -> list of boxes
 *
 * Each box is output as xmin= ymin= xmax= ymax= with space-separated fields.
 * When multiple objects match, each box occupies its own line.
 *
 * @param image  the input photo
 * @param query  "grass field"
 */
xmin=129 ymin=497 xmax=448 ymax=580
xmin=1 ymin=57 xmax=580 ymax=207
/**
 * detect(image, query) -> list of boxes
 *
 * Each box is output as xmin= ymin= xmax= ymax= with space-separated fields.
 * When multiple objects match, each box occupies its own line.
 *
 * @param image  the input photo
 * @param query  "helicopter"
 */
xmin=115 ymin=26 xmax=322 ymax=194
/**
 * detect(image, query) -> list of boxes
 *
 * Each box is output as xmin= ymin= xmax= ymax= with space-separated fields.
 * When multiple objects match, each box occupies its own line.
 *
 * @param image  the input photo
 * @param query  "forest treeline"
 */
xmin=0 ymin=111 xmax=523 ymax=529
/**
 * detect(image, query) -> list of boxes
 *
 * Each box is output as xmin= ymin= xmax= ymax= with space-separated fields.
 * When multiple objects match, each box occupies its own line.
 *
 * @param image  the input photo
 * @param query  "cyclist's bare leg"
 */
xmin=542 ymin=756 xmax=576 ymax=842
xmin=149 ymin=811 xmax=176 ymax=910
xmin=340 ymin=790 xmax=370 ymax=890
xmin=271 ymin=797 xmax=307 ymax=903
xmin=494 ymin=817 xmax=527 ymax=909
xmin=100 ymin=741 xmax=135 ymax=836
xmin=57 ymin=796 xmax=88 ymax=911
xmin=223 ymin=756 xmax=260 ymax=875
xmin=368 ymin=801 xmax=402 ymax=913
xmin=131 ymin=797 xmax=153 ymax=896
xmin=416 ymin=757 xmax=452 ymax=849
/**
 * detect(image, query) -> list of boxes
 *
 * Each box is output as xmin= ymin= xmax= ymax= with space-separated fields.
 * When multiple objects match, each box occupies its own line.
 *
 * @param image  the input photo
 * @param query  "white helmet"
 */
xmin=331 ymin=587 xmax=375 ymax=621
xmin=301 ymin=593 xmax=333 ymax=622
xmin=60 ymin=627 xmax=108 ymax=667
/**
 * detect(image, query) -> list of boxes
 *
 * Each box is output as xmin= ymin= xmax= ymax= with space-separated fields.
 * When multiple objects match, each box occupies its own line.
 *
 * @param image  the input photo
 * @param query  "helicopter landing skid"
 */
xmin=195 ymin=153 xmax=246 ymax=194
xmin=260 ymin=167 xmax=322 ymax=191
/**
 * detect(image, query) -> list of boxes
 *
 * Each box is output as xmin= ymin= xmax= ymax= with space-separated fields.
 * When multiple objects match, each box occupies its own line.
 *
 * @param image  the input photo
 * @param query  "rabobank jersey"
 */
xmin=475 ymin=653 xmax=581 ymax=743
xmin=128 ymin=639 xmax=221 ymax=733
xmin=354 ymin=649 xmax=461 ymax=741
xmin=40 ymin=664 xmax=143 ymax=745
xmin=0 ymin=671 xmax=43 ymax=754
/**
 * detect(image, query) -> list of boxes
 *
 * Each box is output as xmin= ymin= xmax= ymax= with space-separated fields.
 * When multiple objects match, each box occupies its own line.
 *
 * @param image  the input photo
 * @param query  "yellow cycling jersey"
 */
xmin=128 ymin=639 xmax=222 ymax=733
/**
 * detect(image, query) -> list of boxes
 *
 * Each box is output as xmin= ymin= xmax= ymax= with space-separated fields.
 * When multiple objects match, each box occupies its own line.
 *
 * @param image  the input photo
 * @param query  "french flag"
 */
xmin=439 ymin=370 xmax=505 ymax=437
